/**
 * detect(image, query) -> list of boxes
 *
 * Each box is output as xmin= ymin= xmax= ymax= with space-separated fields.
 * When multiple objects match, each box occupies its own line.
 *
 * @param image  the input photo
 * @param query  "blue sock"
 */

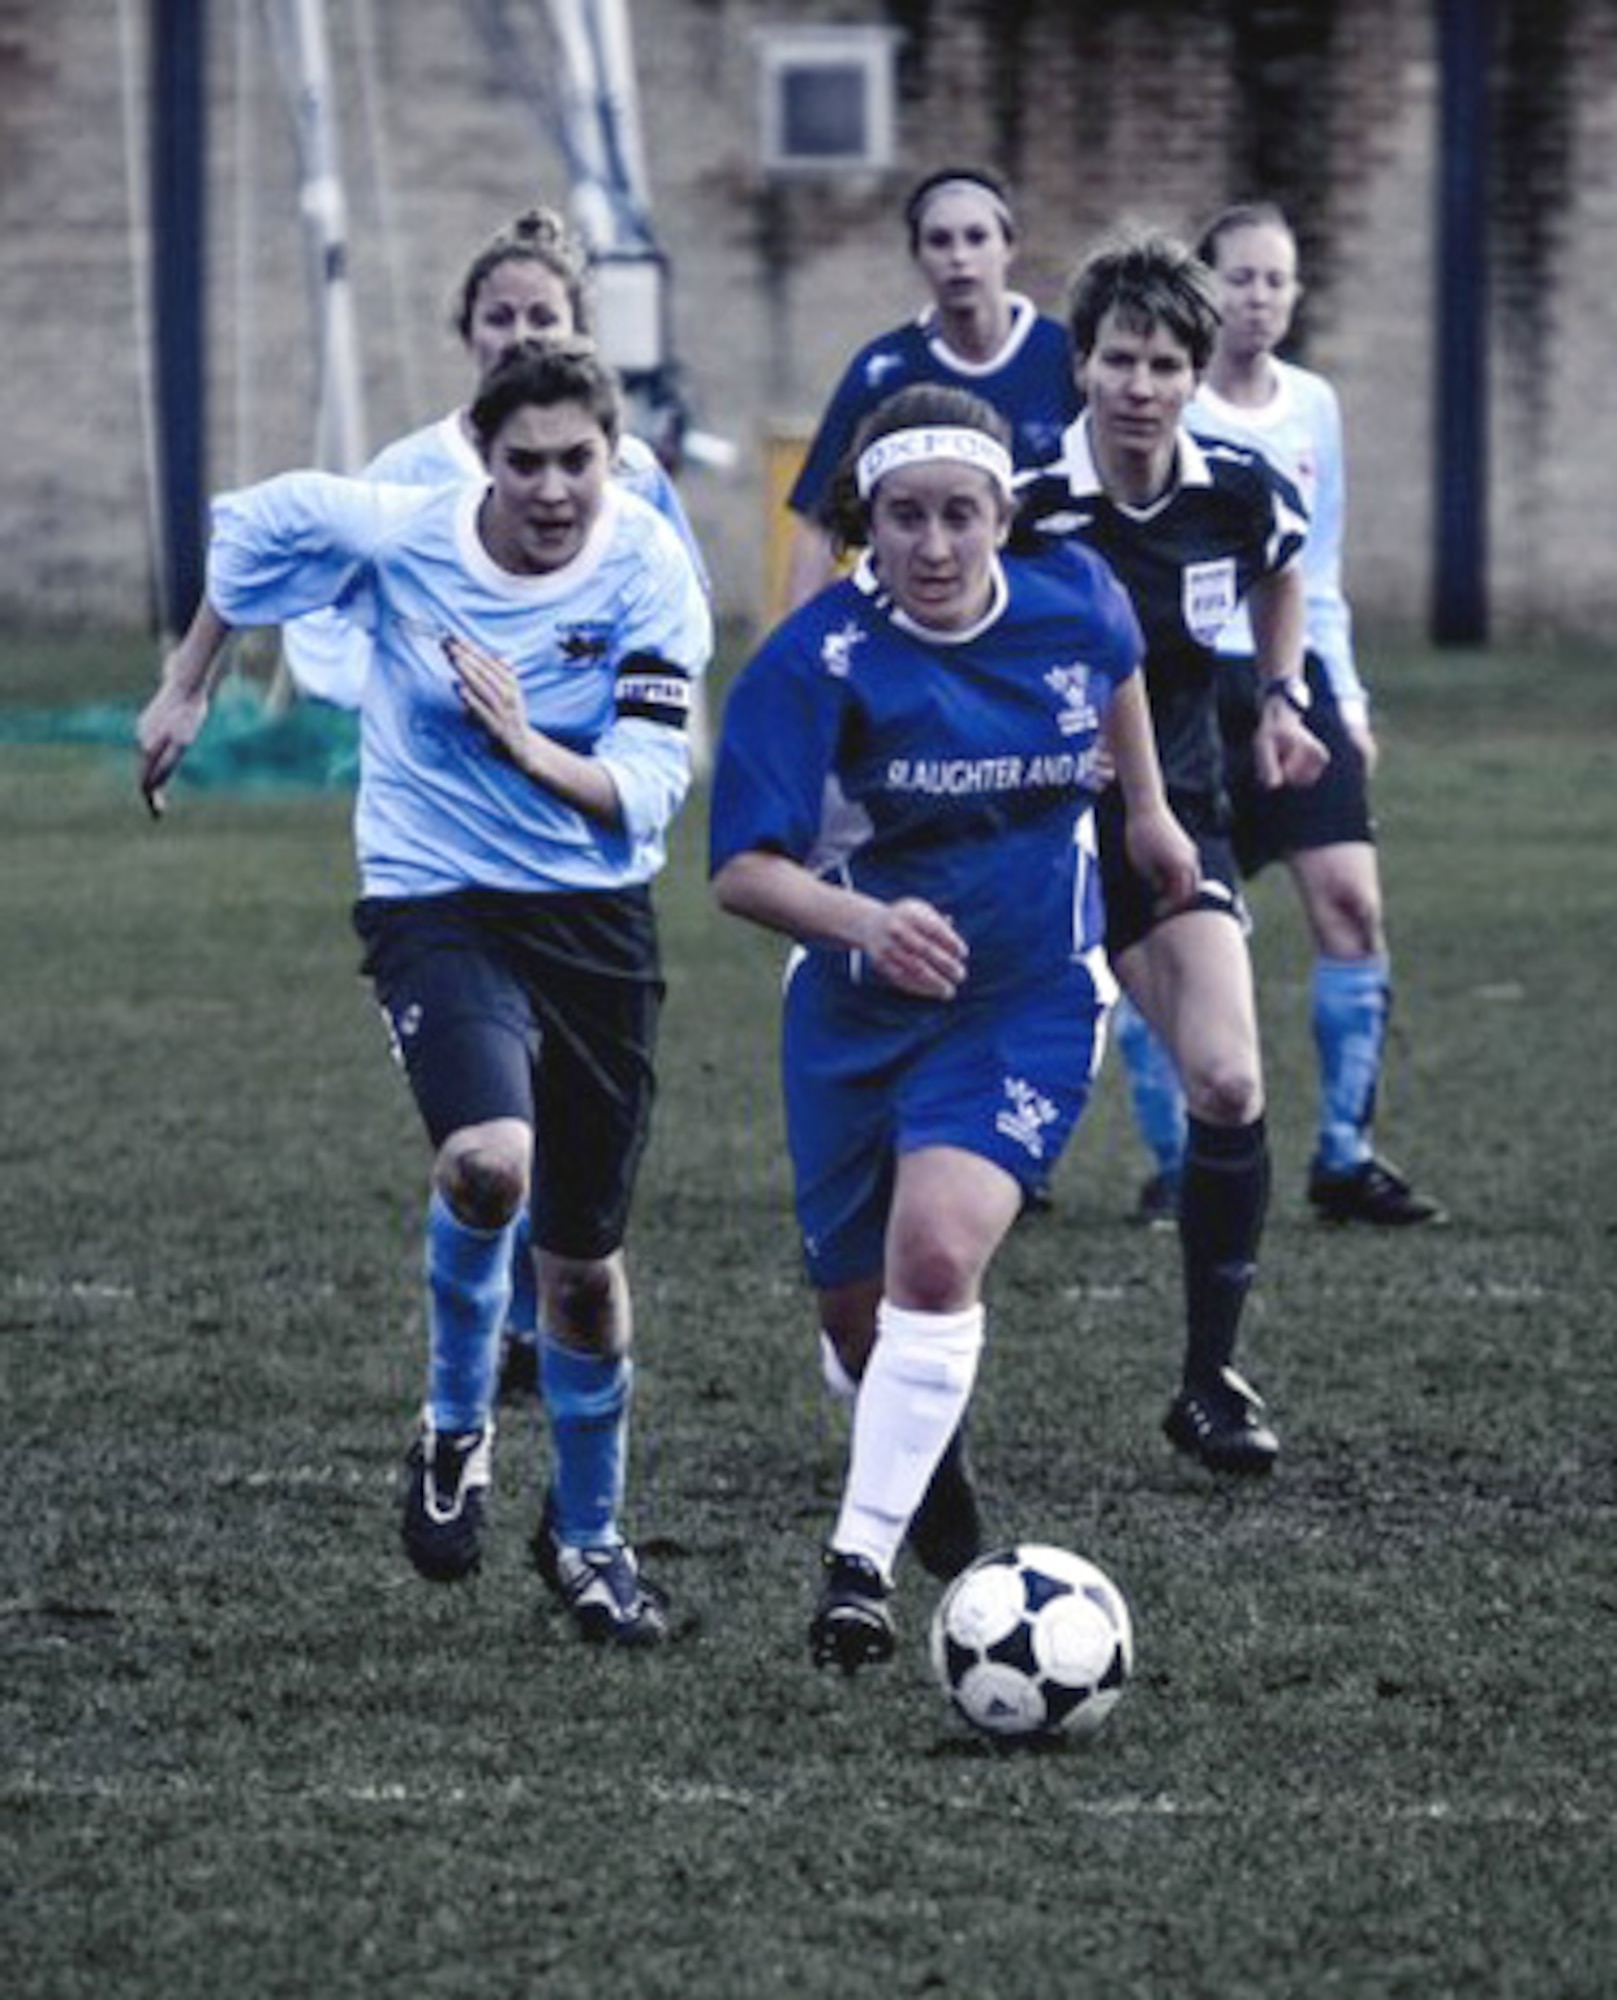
xmin=1115 ymin=996 xmax=1187 ymax=1177
xmin=505 ymin=1212 xmax=540 ymax=1345
xmin=1312 ymin=955 xmax=1390 ymax=1173
xmin=541 ymin=1336 xmax=631 ymax=1550
xmin=424 ymin=1190 xmax=514 ymax=1433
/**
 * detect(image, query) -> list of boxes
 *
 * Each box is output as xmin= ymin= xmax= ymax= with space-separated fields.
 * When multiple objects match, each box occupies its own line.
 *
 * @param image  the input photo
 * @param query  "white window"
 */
xmin=757 ymin=26 xmax=900 ymax=174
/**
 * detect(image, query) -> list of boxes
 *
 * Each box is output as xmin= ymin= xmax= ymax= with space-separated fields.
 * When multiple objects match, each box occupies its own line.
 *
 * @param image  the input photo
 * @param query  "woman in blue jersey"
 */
xmin=138 ymin=340 xmax=712 ymax=1648
xmin=1112 ymin=203 xmax=1443 ymax=1229
xmin=711 ymin=385 xmax=1198 ymax=1674
xmin=783 ymin=167 xmax=1081 ymax=611
xmin=1018 ymin=229 xmax=1330 ymax=1481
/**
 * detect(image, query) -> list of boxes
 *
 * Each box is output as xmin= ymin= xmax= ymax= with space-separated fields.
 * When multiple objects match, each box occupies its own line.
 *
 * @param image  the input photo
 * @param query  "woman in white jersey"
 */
xmin=282 ymin=204 xmax=706 ymax=709
xmin=138 ymin=341 xmax=712 ymax=1648
xmin=1112 ymin=203 xmax=1442 ymax=1229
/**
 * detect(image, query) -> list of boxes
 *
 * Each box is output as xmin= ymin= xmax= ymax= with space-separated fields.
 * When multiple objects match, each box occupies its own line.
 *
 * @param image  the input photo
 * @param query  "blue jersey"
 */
xmin=788 ymin=297 xmax=1081 ymax=519
xmin=207 ymin=471 xmax=712 ymax=899
xmin=1015 ymin=414 xmax=1308 ymax=799
xmin=281 ymin=413 xmax=708 ymax=708
xmin=710 ymin=541 xmax=1143 ymax=999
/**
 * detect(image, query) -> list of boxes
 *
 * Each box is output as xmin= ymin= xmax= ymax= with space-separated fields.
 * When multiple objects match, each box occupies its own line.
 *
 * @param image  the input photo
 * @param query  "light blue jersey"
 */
xmin=281 ymin=413 xmax=707 ymax=707
xmin=1187 ymin=360 xmax=1365 ymax=719
xmin=207 ymin=471 xmax=711 ymax=898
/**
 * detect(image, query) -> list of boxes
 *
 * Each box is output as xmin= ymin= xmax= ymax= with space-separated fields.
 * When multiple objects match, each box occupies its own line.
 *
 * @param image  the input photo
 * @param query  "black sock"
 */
xmin=1179 ymin=1115 xmax=1269 ymax=1393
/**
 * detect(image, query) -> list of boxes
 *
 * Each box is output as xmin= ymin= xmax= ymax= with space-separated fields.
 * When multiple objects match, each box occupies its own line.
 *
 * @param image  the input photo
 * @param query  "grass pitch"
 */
xmin=3 ymin=635 xmax=1613 ymax=1998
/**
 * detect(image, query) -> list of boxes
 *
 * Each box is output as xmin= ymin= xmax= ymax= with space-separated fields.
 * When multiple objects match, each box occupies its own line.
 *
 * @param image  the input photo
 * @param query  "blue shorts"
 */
xmin=354 ymin=887 xmax=663 ymax=1260
xmin=1219 ymin=652 xmax=1376 ymax=876
xmin=781 ymin=951 xmax=1108 ymax=1289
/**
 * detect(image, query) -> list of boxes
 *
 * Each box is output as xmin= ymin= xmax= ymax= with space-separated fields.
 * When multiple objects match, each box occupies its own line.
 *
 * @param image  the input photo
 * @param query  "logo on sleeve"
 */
xmin=862 ymin=348 xmax=904 ymax=391
xmin=821 ymin=622 xmax=867 ymax=680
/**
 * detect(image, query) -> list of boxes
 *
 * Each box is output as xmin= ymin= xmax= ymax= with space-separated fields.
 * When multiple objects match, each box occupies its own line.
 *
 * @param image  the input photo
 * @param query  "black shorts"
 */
xmin=1218 ymin=652 xmax=1375 ymax=877
xmin=354 ymin=887 xmax=664 ymax=1260
xmin=1096 ymin=786 xmax=1248 ymax=959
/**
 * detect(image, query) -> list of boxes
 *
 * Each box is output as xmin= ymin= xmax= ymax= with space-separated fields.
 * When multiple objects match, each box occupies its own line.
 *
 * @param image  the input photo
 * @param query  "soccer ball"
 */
xmin=929 ymin=1544 xmax=1133 ymax=1741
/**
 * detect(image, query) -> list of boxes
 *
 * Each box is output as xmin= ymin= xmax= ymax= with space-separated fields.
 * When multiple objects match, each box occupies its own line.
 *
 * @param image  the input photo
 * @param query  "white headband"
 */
xmin=855 ymin=426 xmax=1015 ymax=500
xmin=912 ymin=177 xmax=1015 ymax=238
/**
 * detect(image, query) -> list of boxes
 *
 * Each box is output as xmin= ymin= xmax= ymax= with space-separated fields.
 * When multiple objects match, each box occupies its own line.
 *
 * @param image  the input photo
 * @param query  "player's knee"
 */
xmin=1182 ymin=1052 xmax=1262 ymax=1128
xmin=544 ymin=1254 xmax=624 ymax=1351
xmin=1303 ymin=856 xmax=1385 ymax=957
xmin=887 ymin=1224 xmax=981 ymax=1315
xmin=1336 ymin=889 xmax=1384 ymax=959
xmin=435 ymin=1134 xmax=528 ymax=1229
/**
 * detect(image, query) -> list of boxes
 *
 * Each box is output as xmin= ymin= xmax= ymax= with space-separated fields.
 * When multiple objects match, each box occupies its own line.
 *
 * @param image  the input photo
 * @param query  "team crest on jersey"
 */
xmin=996 ymin=1075 xmax=1060 ymax=1160
xmin=1182 ymin=560 xmax=1239 ymax=644
xmin=559 ymin=622 xmax=612 ymax=663
xmin=1044 ymin=661 xmax=1100 ymax=738
xmin=821 ymin=621 xmax=867 ymax=680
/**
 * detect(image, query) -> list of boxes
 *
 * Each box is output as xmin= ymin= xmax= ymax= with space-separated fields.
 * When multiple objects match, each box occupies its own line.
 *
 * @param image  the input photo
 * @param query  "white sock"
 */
xmin=819 ymin=1330 xmax=859 ymax=1406
xmin=832 ymin=1300 xmax=984 ymax=1582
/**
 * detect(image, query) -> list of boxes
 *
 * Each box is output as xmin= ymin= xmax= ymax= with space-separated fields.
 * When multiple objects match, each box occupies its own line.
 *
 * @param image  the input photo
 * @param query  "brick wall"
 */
xmin=2 ymin=0 xmax=1614 ymax=643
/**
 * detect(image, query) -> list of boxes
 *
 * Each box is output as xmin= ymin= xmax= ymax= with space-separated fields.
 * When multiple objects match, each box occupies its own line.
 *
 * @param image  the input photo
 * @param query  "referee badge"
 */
xmin=1182 ymin=559 xmax=1239 ymax=644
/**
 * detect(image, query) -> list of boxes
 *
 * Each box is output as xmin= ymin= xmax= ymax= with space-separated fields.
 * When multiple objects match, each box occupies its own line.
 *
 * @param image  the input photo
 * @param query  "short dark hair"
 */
xmin=467 ymin=337 xmax=621 ymax=456
xmin=1064 ymin=229 xmax=1222 ymax=372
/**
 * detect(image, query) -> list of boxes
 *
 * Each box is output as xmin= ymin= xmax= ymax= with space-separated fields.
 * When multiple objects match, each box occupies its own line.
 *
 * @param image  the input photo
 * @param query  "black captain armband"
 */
xmin=615 ymin=653 xmax=693 ymax=730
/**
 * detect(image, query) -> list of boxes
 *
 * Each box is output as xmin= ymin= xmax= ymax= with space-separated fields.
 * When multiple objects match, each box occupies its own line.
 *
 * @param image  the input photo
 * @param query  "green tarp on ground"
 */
xmin=0 ymin=679 xmax=358 ymax=791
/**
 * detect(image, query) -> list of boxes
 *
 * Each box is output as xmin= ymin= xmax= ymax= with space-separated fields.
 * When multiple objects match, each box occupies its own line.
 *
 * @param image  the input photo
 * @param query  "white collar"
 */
xmin=917 ymin=293 xmax=1039 ymax=377
xmin=853 ymin=550 xmax=1009 ymax=644
xmin=455 ymin=479 xmax=622 ymax=598
xmin=1055 ymin=412 xmax=1214 ymax=512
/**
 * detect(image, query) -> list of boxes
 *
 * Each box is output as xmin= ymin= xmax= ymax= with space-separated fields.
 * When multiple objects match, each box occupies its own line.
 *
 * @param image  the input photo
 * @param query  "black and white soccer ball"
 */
xmin=929 ymin=1543 xmax=1134 ymax=1741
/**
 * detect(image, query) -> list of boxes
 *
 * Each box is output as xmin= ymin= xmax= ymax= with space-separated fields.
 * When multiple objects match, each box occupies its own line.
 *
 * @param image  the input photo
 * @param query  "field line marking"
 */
xmin=4 ymin=1772 xmax=1605 ymax=1831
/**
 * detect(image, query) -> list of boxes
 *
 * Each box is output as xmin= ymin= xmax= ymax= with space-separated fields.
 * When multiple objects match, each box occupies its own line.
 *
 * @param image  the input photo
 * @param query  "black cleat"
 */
xmin=1164 ymin=1367 xmax=1279 ymax=1477
xmin=809 ymin=1549 xmax=895 ymax=1675
xmin=1308 ymin=1155 xmax=1446 ymax=1227
xmin=1132 ymin=1169 xmax=1182 ymax=1229
xmin=532 ymin=1497 xmax=668 ymax=1648
xmin=402 ymin=1418 xmax=493 ymax=1581
xmin=906 ymin=1429 xmax=984 ymax=1581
